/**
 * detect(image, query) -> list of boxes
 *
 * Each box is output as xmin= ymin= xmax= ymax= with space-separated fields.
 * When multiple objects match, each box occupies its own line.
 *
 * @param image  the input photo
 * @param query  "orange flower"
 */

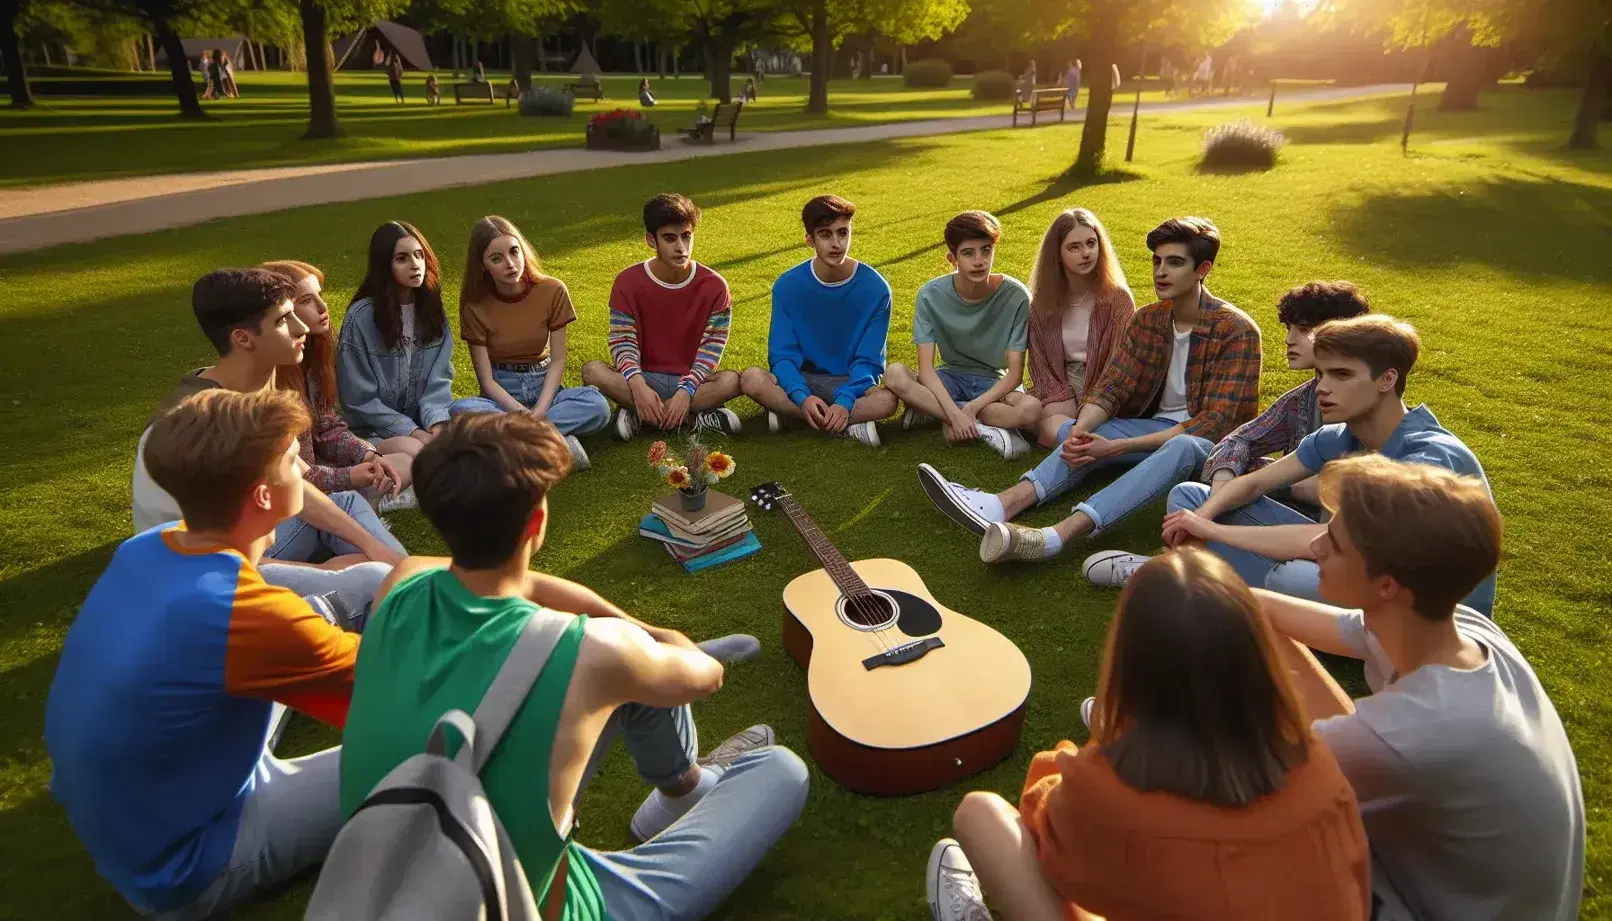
xmin=664 ymin=466 xmax=692 ymax=490
xmin=707 ymin=452 xmax=735 ymax=479
xmin=648 ymin=440 xmax=668 ymax=466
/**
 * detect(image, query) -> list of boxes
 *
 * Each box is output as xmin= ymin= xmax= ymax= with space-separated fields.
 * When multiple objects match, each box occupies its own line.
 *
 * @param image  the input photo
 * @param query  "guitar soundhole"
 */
xmin=839 ymin=591 xmax=898 ymax=630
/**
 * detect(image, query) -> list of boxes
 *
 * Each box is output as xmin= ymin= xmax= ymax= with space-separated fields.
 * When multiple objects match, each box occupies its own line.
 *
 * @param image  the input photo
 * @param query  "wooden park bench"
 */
xmin=682 ymin=101 xmax=744 ymax=144
xmin=454 ymin=81 xmax=493 ymax=104
xmin=569 ymin=81 xmax=605 ymax=102
xmin=1013 ymin=87 xmax=1067 ymax=127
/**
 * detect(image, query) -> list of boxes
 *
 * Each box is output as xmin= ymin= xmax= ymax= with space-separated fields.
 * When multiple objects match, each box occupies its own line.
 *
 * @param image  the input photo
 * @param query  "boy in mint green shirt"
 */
xmin=883 ymin=210 xmax=1041 ymax=460
xmin=340 ymin=412 xmax=808 ymax=920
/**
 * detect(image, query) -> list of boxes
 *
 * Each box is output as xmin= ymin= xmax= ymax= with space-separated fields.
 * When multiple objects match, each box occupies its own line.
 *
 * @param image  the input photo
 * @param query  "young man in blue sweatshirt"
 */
xmin=740 ymin=195 xmax=898 ymax=446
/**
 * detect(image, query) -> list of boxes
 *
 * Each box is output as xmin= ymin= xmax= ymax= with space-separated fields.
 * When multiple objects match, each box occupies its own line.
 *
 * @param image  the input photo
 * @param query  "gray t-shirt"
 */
xmin=911 ymin=273 xmax=1030 ymax=380
xmin=1314 ymin=609 xmax=1584 ymax=921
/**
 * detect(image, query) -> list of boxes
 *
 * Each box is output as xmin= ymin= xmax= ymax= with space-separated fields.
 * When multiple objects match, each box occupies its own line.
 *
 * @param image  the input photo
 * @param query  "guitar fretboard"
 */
xmin=777 ymin=495 xmax=872 ymax=598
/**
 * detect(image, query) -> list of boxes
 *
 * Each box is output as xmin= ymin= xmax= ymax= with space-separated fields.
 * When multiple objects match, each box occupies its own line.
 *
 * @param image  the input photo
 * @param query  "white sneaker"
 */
xmin=564 ymin=435 xmax=591 ymax=472
xmin=916 ymin=463 xmax=1003 ymax=536
xmin=614 ymin=408 xmax=639 ymax=441
xmin=767 ymin=411 xmax=782 ymax=434
xmin=1080 ymin=696 xmax=1096 ymax=732
xmin=1083 ymin=550 xmax=1151 ymax=587
xmin=902 ymin=409 xmax=937 ymax=431
xmin=927 ymin=839 xmax=993 ymax=921
xmin=376 ymin=486 xmax=417 ymax=513
xmin=845 ymin=421 xmax=880 ymax=447
xmin=977 ymin=424 xmax=1031 ymax=461
xmin=693 ymin=407 xmax=741 ymax=436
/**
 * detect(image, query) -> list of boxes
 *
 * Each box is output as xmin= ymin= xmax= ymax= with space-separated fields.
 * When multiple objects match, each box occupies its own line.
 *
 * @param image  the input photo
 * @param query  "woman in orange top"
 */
xmin=926 ymin=547 xmax=1370 ymax=921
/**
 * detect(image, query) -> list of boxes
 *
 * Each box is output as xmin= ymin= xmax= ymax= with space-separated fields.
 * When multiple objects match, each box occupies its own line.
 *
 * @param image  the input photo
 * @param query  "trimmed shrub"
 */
xmin=1200 ymin=119 xmax=1286 ymax=170
xmin=520 ymin=86 xmax=574 ymax=117
xmin=904 ymin=58 xmax=953 ymax=88
xmin=972 ymin=70 xmax=1017 ymax=101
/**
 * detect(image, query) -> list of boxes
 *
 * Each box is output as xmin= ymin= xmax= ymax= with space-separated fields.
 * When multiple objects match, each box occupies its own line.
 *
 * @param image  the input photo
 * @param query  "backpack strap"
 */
xmin=465 ymin=611 xmax=573 ymax=774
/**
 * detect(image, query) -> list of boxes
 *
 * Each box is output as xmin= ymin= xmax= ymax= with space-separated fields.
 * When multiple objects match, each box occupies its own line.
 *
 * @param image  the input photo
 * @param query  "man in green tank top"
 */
xmin=339 ymin=413 xmax=809 ymax=920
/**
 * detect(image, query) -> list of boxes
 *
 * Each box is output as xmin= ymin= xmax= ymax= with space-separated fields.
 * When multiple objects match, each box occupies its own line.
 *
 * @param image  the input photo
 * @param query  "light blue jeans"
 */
xmin=264 ymin=490 xmax=407 ymax=564
xmin=1022 ymin=420 xmax=1213 ymax=533
xmin=1166 ymin=481 xmax=1323 ymax=599
xmin=449 ymin=365 xmax=612 ymax=437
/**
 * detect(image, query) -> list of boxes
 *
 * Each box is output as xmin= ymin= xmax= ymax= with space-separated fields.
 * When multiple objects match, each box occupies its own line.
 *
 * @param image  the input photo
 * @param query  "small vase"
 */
xmin=679 ymin=486 xmax=708 ymax=512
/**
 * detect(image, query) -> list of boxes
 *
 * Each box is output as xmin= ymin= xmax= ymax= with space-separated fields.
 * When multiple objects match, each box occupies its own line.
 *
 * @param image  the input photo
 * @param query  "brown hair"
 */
xmin=1094 ymin=548 xmax=1310 ymax=807
xmin=349 ymin=220 xmax=447 ymax=351
xmin=460 ymin=216 xmax=543 ymax=308
xmin=1029 ymin=208 xmax=1128 ymax=319
xmin=802 ymin=194 xmax=856 ymax=233
xmin=1311 ymin=314 xmax=1420 ymax=396
xmin=944 ymin=210 xmax=1001 ymax=251
xmin=192 ymin=268 xmax=295 ymax=356
xmin=643 ymin=193 xmax=700 ymax=235
xmin=260 ymin=260 xmax=337 ymax=413
xmin=414 ymin=413 xmax=573 ymax=569
xmin=1320 ymin=454 xmax=1500 ymax=620
xmin=1145 ymin=216 xmax=1221 ymax=267
xmin=145 ymin=389 xmax=311 ymax=532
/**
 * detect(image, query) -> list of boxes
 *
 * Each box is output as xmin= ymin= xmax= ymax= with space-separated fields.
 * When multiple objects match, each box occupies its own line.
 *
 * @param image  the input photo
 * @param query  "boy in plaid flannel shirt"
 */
xmin=918 ymin=217 xmax=1262 ymax=563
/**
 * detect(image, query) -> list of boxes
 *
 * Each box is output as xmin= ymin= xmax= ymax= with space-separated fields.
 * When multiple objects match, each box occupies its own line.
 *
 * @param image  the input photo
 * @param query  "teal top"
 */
xmin=911 ymin=273 xmax=1031 ymax=379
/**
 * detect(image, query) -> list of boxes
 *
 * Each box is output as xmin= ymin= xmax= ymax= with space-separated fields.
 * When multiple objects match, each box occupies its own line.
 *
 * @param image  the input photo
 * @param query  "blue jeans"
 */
xmin=1022 ymin=420 xmax=1213 ymax=531
xmin=264 ymin=491 xmax=406 ymax=564
xmin=574 ymin=703 xmax=810 ymax=921
xmin=1166 ymin=481 xmax=1323 ymax=600
xmin=449 ymin=365 xmax=612 ymax=437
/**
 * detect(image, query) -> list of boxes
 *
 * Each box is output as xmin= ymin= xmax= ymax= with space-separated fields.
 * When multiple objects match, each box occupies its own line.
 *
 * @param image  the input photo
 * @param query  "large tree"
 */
xmin=74 ymin=0 xmax=210 ymax=117
xmin=686 ymin=0 xmax=785 ymax=103
xmin=1328 ymin=0 xmax=1508 ymax=111
xmin=3 ymin=0 xmax=35 ymax=107
xmin=784 ymin=0 xmax=966 ymax=114
xmin=1496 ymin=0 xmax=1610 ymax=148
xmin=293 ymin=0 xmax=405 ymax=138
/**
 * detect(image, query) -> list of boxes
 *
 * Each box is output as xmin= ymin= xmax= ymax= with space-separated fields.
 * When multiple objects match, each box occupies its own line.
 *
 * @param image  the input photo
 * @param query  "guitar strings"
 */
xmin=772 ymin=492 xmax=895 ymax=656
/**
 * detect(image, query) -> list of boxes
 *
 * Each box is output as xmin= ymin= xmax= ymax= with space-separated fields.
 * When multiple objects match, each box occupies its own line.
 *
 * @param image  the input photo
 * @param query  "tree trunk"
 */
xmin=673 ymin=44 xmax=680 ymax=78
xmin=1437 ymin=22 xmax=1481 ymax=112
xmin=471 ymin=38 xmax=480 ymax=70
xmin=299 ymin=0 xmax=342 ymax=138
xmin=3 ymin=0 xmax=33 ymax=108
xmin=806 ymin=0 xmax=829 ymax=113
xmin=710 ymin=35 xmax=735 ymax=103
xmin=899 ymin=45 xmax=906 ymax=74
xmin=860 ymin=31 xmax=876 ymax=78
xmin=148 ymin=14 xmax=204 ymax=118
xmin=1072 ymin=13 xmax=1118 ymax=177
xmin=512 ymin=33 xmax=533 ymax=91
xmin=1568 ymin=50 xmax=1608 ymax=149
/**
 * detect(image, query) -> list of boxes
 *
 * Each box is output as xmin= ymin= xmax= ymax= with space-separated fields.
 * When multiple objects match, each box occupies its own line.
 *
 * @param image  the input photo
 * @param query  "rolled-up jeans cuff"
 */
xmin=1073 ymin=500 xmax=1104 ymax=533
xmin=1019 ymin=471 xmax=1048 ymax=504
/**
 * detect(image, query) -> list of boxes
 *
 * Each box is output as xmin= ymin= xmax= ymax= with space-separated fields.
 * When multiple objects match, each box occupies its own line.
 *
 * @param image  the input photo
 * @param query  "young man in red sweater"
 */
xmin=582 ymin=193 xmax=743 ymax=439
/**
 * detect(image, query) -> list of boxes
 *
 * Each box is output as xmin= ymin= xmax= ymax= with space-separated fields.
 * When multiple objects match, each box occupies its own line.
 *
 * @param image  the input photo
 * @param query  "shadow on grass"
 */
xmin=0 ymin=542 xmax=118 ymax=642
xmin=998 ymin=167 xmax=1144 ymax=219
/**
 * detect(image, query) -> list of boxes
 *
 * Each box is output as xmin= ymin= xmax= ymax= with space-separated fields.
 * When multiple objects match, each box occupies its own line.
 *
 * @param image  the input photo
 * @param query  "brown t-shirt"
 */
xmin=460 ymin=277 xmax=578 ymax=364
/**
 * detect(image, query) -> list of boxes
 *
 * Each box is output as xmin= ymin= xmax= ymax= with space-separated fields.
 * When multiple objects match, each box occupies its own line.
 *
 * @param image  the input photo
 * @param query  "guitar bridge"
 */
xmin=862 ymin=636 xmax=945 ymax=671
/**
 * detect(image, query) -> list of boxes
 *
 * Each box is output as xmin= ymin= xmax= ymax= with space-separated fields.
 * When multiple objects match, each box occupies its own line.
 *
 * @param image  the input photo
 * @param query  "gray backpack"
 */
xmin=306 ymin=615 xmax=572 ymax=921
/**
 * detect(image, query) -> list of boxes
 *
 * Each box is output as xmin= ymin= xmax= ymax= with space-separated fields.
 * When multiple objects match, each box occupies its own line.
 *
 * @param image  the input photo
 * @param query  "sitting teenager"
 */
xmin=1024 ymin=207 xmax=1135 ymax=448
xmin=639 ymin=78 xmax=657 ymax=107
xmin=446 ymin=215 xmax=611 ymax=470
xmin=739 ymin=194 xmax=898 ymax=447
xmin=339 ymin=412 xmax=810 ymax=920
xmin=1144 ymin=314 xmax=1496 ymax=615
xmin=883 ymin=210 xmax=1040 ymax=460
xmin=1255 ymin=455 xmax=1583 ymax=921
xmin=133 ymin=268 xmax=406 ymax=567
xmin=49 ymin=389 xmax=383 ymax=921
xmin=262 ymin=259 xmax=417 ymax=513
xmin=926 ymin=547 xmax=1369 ymax=921
xmin=336 ymin=220 xmax=454 ymax=461
xmin=581 ymin=193 xmax=743 ymax=438
xmin=918 ymin=216 xmax=1260 ymax=564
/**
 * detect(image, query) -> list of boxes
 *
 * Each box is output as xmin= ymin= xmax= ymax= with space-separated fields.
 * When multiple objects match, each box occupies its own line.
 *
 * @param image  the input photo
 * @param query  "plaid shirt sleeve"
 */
xmin=1084 ymin=313 xmax=1158 ymax=418
xmin=1182 ymin=319 xmax=1261 ymax=442
xmin=1202 ymin=379 xmax=1314 ymax=481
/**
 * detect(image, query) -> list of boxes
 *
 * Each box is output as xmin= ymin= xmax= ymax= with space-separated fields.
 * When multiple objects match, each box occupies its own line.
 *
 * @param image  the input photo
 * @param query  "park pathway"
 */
xmin=0 ymin=84 xmax=1407 ymax=255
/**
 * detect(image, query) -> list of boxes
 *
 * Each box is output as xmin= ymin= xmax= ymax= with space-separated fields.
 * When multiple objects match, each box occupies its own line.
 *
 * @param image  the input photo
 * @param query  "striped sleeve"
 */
xmin=678 ymin=286 xmax=732 ymax=395
xmin=607 ymin=307 xmax=643 ymax=380
xmin=222 ymin=564 xmax=359 ymax=728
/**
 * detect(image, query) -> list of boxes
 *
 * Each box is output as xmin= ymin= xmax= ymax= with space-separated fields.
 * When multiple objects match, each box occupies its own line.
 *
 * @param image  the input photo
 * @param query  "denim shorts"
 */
xmin=935 ymin=367 xmax=1001 ymax=404
xmin=802 ymin=373 xmax=849 ymax=403
xmin=640 ymin=371 xmax=685 ymax=399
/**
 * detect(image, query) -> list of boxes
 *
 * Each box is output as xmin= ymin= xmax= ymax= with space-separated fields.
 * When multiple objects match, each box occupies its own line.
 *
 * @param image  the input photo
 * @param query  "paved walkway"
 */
xmin=0 ymin=84 xmax=1406 ymax=255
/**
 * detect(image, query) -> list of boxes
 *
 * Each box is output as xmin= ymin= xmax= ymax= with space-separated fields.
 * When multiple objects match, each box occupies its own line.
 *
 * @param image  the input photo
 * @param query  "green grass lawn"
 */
xmin=2 ymin=86 xmax=1609 ymax=919
xmin=0 ymin=70 xmax=1183 ymax=189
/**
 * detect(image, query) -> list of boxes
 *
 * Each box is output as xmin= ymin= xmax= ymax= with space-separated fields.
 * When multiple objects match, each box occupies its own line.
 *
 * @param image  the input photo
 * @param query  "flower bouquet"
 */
xmin=649 ymin=436 xmax=735 ymax=512
xmin=585 ymin=108 xmax=661 ymax=151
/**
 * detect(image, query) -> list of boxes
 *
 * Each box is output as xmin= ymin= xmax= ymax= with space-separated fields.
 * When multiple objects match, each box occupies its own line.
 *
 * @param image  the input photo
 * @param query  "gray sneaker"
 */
xmin=902 ymin=409 xmax=937 ymax=431
xmin=699 ymin=724 xmax=776 ymax=770
xmin=376 ymin=485 xmax=417 ymax=513
xmin=845 ymin=420 xmax=880 ymax=447
xmin=927 ymin=839 xmax=994 ymax=921
xmin=564 ymin=435 xmax=591 ymax=472
xmin=614 ymin=408 xmax=639 ymax=441
xmin=977 ymin=424 xmax=1032 ymax=461
xmin=1083 ymin=550 xmax=1151 ymax=587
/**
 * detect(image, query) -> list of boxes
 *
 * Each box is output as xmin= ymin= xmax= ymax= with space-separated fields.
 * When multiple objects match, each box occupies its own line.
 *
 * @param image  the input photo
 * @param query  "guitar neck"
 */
xmin=777 ymin=496 xmax=871 ymax=597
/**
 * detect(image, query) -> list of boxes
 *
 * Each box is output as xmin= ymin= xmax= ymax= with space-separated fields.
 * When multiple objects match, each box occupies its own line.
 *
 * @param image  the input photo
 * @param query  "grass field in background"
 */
xmin=1 ymin=87 xmax=1608 ymax=919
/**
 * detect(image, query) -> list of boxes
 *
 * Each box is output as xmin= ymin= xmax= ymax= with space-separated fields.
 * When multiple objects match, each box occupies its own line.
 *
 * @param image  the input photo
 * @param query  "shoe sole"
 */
xmin=767 ymin=412 xmax=781 ymax=434
xmin=614 ymin=412 xmax=635 ymax=442
xmin=979 ymin=523 xmax=1008 ymax=563
xmin=1083 ymin=550 xmax=1134 ymax=585
xmin=926 ymin=838 xmax=958 ymax=915
xmin=566 ymin=437 xmax=591 ymax=472
xmin=699 ymin=725 xmax=776 ymax=769
xmin=916 ymin=464 xmax=988 ymax=537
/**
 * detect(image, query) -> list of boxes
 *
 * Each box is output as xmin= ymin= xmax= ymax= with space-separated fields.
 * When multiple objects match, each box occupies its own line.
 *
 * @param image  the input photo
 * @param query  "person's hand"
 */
xmin=641 ymin=623 xmax=700 ymax=652
xmin=528 ymin=398 xmax=552 ymax=422
xmin=372 ymin=455 xmax=401 ymax=495
xmin=821 ymin=403 xmax=851 ymax=435
xmin=1061 ymin=431 xmax=1121 ymax=467
xmin=801 ymin=396 xmax=831 ymax=430
xmin=348 ymin=460 xmax=395 ymax=496
xmin=362 ymin=539 xmax=406 ymax=568
xmin=629 ymin=375 xmax=665 ymax=428
xmin=945 ymin=406 xmax=980 ymax=443
xmin=411 ymin=428 xmax=435 ymax=445
xmin=1162 ymin=508 xmax=1220 ymax=548
xmin=661 ymin=390 xmax=693 ymax=430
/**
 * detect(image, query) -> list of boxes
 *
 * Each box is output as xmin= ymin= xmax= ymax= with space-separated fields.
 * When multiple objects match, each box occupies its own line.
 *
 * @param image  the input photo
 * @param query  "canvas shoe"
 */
xmin=698 ymin=724 xmax=775 ymax=770
xmin=845 ymin=421 xmax=880 ymax=447
xmin=693 ymin=407 xmax=742 ymax=436
xmin=1080 ymin=696 xmax=1096 ymax=733
xmin=927 ymin=839 xmax=994 ymax=921
xmin=614 ymin=407 xmax=639 ymax=441
xmin=563 ymin=435 xmax=591 ymax=472
xmin=979 ymin=522 xmax=1058 ymax=564
xmin=1083 ymin=550 xmax=1151 ymax=587
xmin=629 ymin=724 xmax=775 ymax=842
xmin=976 ymin=424 xmax=1032 ymax=461
xmin=902 ymin=409 xmax=938 ymax=431
xmin=917 ymin=463 xmax=1001 ymax=537
xmin=376 ymin=485 xmax=417 ymax=513
xmin=767 ymin=411 xmax=783 ymax=434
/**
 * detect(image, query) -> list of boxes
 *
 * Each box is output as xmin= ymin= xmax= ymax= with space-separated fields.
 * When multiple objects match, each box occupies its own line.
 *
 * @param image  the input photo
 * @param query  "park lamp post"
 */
xmin=1125 ymin=38 xmax=1150 ymax=162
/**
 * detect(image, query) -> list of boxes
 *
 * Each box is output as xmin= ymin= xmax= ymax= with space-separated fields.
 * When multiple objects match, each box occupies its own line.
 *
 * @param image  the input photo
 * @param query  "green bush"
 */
xmin=1200 ymin=119 xmax=1286 ymax=170
xmin=903 ymin=59 xmax=953 ymax=88
xmin=520 ymin=86 xmax=574 ymax=117
xmin=972 ymin=70 xmax=1017 ymax=101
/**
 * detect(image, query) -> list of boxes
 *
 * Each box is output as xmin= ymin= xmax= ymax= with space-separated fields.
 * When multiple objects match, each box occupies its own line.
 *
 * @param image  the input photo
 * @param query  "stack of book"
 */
xmin=639 ymin=489 xmax=761 ymax=573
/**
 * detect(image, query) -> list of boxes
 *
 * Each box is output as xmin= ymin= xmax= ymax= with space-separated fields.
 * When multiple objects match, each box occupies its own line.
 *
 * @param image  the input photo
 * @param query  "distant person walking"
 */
xmin=741 ymin=77 xmax=758 ymax=103
xmin=386 ymin=53 xmax=405 ymax=104
xmin=472 ymin=60 xmax=487 ymax=84
xmin=198 ymin=50 xmax=215 ymax=100
xmin=425 ymin=73 xmax=440 ymax=105
xmin=1019 ymin=60 xmax=1038 ymax=102
xmin=1065 ymin=59 xmax=1081 ymax=107
xmin=639 ymin=78 xmax=658 ymax=107
xmin=220 ymin=51 xmax=238 ymax=98
xmin=1161 ymin=58 xmax=1179 ymax=97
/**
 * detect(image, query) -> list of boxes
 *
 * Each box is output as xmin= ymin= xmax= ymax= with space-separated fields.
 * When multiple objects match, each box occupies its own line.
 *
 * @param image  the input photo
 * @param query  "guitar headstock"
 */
xmin=750 ymin=481 xmax=791 ymax=511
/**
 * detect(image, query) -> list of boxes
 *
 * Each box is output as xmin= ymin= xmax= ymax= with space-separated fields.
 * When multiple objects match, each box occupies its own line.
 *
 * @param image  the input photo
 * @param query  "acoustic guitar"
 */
xmin=751 ymin=482 xmax=1032 ymax=796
